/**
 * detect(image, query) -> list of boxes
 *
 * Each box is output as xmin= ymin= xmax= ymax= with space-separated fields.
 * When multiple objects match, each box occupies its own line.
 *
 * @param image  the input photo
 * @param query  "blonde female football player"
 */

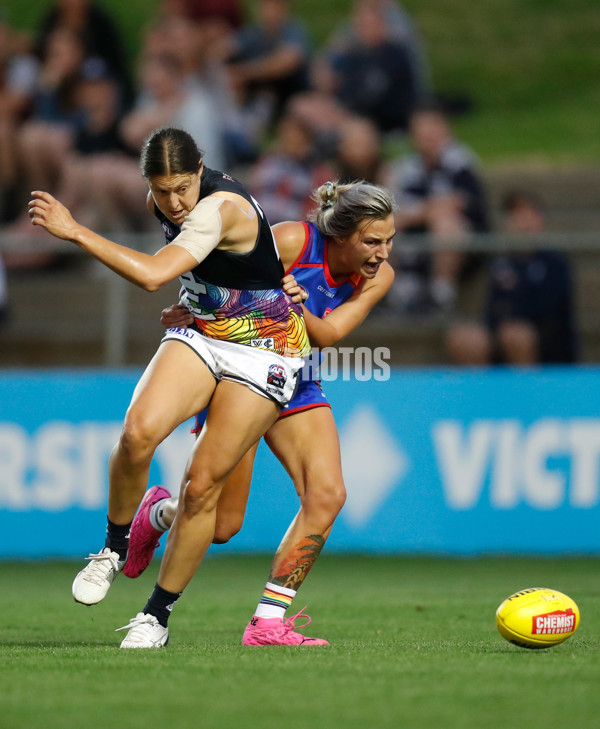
xmin=28 ymin=126 xmax=310 ymax=649
xmin=124 ymin=179 xmax=396 ymax=646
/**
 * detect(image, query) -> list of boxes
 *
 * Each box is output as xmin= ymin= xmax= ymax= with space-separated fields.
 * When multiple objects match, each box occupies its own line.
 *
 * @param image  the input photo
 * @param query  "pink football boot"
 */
xmin=122 ymin=485 xmax=171 ymax=578
xmin=242 ymin=607 xmax=329 ymax=646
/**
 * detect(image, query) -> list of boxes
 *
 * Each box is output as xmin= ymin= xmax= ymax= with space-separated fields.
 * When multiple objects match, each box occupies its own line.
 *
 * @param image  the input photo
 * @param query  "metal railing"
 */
xmin=2 ymin=230 xmax=600 ymax=366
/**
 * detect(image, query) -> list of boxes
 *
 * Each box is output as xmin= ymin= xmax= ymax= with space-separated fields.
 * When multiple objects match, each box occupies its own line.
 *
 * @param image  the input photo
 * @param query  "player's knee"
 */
xmin=446 ymin=322 xmax=491 ymax=365
xmin=211 ymin=533 xmax=229 ymax=545
xmin=182 ymin=473 xmax=220 ymax=516
xmin=117 ymin=415 xmax=158 ymax=465
xmin=213 ymin=509 xmax=244 ymax=543
xmin=328 ymin=482 xmax=347 ymax=515
xmin=303 ymin=478 xmax=346 ymax=520
xmin=212 ymin=524 xmax=240 ymax=544
xmin=498 ymin=320 xmax=538 ymax=363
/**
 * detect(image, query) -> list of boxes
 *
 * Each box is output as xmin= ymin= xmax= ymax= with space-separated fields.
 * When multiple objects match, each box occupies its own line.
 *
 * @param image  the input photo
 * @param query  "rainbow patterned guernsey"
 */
xmin=179 ymin=271 xmax=310 ymax=358
xmin=156 ymin=166 xmax=310 ymax=359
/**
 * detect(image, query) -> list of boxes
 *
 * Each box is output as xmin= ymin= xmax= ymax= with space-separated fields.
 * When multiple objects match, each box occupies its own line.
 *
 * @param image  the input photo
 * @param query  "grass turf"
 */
xmin=1 ymin=555 xmax=599 ymax=729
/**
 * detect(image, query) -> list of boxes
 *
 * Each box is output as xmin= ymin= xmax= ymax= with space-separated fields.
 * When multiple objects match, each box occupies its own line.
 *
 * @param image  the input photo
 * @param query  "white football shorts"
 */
xmin=162 ymin=327 xmax=304 ymax=406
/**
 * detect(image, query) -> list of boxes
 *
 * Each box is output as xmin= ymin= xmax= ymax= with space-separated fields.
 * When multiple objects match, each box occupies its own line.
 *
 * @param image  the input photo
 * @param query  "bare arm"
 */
xmin=302 ymin=263 xmax=395 ymax=347
xmin=29 ymin=190 xmax=200 ymax=291
xmin=272 ymin=220 xmax=307 ymax=270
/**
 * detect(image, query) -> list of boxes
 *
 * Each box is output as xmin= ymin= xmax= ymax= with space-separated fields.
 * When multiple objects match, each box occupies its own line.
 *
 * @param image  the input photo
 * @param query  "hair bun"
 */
xmin=321 ymin=181 xmax=337 ymax=210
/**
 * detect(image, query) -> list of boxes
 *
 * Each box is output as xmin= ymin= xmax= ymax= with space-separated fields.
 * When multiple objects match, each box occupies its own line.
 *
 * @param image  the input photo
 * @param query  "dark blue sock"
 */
xmin=143 ymin=584 xmax=182 ymax=628
xmin=105 ymin=517 xmax=131 ymax=561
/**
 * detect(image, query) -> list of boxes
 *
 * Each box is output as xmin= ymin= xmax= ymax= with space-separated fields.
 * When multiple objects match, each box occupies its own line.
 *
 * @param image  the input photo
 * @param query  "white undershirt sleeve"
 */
xmin=170 ymin=196 xmax=226 ymax=264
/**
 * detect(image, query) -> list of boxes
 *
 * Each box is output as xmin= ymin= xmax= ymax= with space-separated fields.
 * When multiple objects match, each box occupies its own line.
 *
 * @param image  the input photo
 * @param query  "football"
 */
xmin=496 ymin=587 xmax=580 ymax=649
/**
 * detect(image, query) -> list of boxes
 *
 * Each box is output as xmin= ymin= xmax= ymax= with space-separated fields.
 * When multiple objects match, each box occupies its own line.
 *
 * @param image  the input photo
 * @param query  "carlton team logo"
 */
xmin=531 ymin=608 xmax=576 ymax=635
xmin=267 ymin=364 xmax=287 ymax=390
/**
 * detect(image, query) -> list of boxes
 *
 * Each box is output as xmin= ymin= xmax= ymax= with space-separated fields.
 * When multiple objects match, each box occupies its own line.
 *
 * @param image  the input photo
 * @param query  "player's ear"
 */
xmin=145 ymin=190 xmax=154 ymax=214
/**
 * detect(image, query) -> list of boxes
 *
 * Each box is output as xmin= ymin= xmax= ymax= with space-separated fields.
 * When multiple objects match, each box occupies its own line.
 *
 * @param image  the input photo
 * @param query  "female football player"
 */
xmin=28 ymin=126 xmax=309 ymax=648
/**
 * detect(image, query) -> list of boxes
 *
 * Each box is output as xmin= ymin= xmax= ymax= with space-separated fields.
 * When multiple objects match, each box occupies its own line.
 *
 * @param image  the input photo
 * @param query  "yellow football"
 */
xmin=496 ymin=587 xmax=580 ymax=649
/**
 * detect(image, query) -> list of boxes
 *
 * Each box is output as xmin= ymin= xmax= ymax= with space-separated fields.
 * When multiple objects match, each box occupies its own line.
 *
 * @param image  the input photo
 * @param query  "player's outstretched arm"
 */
xmin=28 ymin=190 xmax=201 ymax=291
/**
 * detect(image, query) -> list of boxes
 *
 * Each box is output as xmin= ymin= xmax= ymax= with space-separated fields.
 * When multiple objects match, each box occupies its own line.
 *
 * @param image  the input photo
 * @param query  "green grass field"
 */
xmin=1 ymin=555 xmax=599 ymax=729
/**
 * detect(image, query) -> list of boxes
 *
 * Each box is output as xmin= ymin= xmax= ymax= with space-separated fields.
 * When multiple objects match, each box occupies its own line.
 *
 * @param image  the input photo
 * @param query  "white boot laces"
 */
xmin=115 ymin=614 xmax=157 ymax=642
xmin=82 ymin=551 xmax=118 ymax=586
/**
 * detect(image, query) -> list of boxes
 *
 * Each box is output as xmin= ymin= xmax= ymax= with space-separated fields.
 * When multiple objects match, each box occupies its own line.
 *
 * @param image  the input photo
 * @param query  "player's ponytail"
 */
xmin=140 ymin=127 xmax=204 ymax=178
xmin=310 ymin=180 xmax=395 ymax=239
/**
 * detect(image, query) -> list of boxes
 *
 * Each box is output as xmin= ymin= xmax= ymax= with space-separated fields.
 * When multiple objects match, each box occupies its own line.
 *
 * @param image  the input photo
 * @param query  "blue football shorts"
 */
xmin=191 ymin=379 xmax=330 ymax=433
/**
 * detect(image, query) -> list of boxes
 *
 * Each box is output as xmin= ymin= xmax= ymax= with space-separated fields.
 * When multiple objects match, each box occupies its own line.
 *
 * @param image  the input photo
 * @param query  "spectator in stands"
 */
xmin=446 ymin=190 xmax=578 ymax=365
xmin=80 ymin=51 xmax=226 ymax=234
xmin=0 ymin=252 xmax=7 ymax=323
xmin=161 ymin=0 xmax=244 ymax=30
xmin=6 ymin=57 xmax=134 ymax=264
xmin=326 ymin=0 xmax=431 ymax=104
xmin=249 ymin=110 xmax=334 ymax=224
xmin=334 ymin=116 xmax=389 ymax=186
xmin=17 ymin=27 xmax=85 ymax=195
xmin=158 ymin=0 xmax=244 ymax=77
xmin=120 ymin=52 xmax=224 ymax=169
xmin=142 ymin=13 xmax=207 ymax=86
xmin=46 ymin=58 xmax=136 ymax=233
xmin=34 ymin=0 xmax=130 ymax=102
xmin=0 ymin=12 xmax=39 ymax=222
xmin=226 ymin=0 xmax=312 ymax=126
xmin=389 ymin=102 xmax=489 ymax=312
xmin=142 ymin=14 xmax=251 ymax=167
xmin=16 ymin=0 xmax=129 ymax=208
xmin=284 ymin=87 xmax=352 ymax=162
xmin=71 ymin=58 xmax=130 ymax=156
xmin=322 ymin=0 xmax=420 ymax=134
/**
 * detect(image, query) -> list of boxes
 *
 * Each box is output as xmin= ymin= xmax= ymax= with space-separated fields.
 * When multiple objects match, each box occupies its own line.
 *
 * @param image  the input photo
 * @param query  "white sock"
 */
xmin=254 ymin=582 xmax=297 ymax=620
xmin=149 ymin=500 xmax=169 ymax=532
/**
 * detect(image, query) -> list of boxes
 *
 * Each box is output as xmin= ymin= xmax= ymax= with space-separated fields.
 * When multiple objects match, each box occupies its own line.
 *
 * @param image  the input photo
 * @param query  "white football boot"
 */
xmin=116 ymin=612 xmax=169 ymax=648
xmin=72 ymin=548 xmax=122 ymax=605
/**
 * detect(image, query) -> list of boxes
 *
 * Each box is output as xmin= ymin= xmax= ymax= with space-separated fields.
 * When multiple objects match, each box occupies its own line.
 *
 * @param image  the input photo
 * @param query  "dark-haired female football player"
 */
xmin=29 ymin=126 xmax=309 ymax=648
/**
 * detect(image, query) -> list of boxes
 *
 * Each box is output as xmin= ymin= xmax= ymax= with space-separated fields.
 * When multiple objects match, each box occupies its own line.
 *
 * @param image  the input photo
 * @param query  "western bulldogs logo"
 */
xmin=267 ymin=364 xmax=287 ymax=390
xmin=250 ymin=337 xmax=275 ymax=349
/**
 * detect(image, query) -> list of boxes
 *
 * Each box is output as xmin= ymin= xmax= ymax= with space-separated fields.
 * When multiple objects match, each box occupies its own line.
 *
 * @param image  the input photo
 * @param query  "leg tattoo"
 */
xmin=270 ymin=534 xmax=325 ymax=591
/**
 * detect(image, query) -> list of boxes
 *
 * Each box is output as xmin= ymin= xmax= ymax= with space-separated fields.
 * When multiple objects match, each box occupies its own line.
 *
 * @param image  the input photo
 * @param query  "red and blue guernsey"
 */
xmin=287 ymin=222 xmax=363 ymax=385
xmin=288 ymin=222 xmax=363 ymax=320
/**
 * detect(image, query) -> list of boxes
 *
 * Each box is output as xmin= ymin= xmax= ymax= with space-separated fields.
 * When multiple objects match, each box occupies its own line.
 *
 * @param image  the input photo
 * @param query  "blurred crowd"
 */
xmin=0 ymin=0 xmax=578 ymax=365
